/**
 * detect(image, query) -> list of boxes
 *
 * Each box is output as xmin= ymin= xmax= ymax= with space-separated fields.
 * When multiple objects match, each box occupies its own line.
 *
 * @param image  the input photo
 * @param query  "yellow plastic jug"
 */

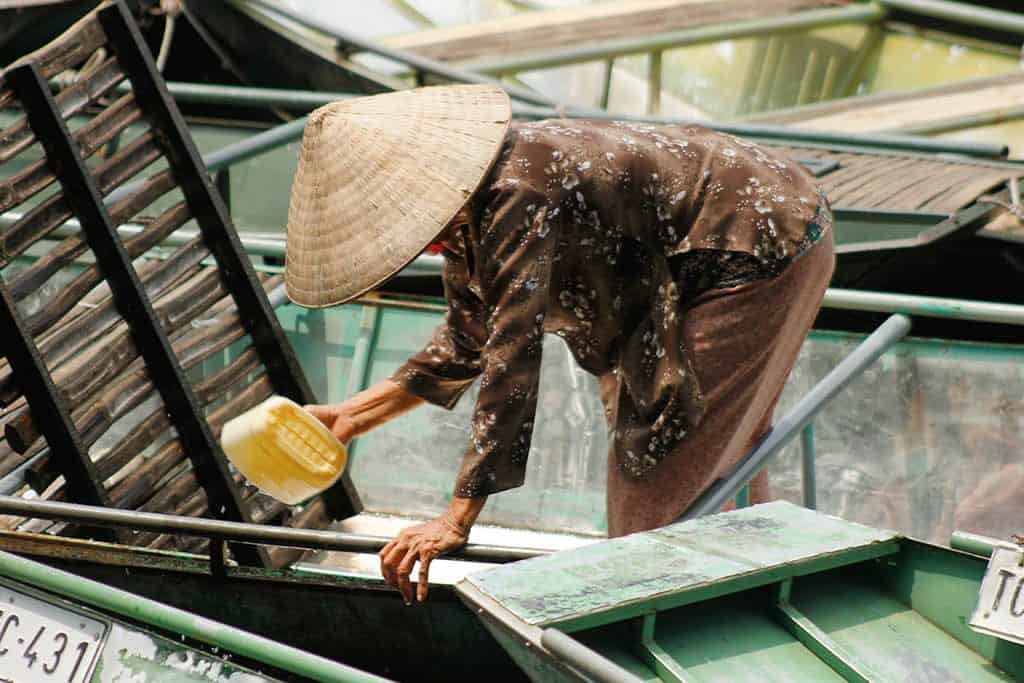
xmin=220 ymin=396 xmax=347 ymax=505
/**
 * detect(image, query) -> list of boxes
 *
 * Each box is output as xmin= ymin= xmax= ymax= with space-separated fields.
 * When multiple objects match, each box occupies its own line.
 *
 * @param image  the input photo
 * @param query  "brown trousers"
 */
xmin=604 ymin=231 xmax=835 ymax=537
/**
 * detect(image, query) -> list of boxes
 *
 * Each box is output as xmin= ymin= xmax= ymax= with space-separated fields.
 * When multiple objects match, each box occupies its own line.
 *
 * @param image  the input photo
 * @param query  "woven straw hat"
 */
xmin=284 ymin=84 xmax=512 ymax=308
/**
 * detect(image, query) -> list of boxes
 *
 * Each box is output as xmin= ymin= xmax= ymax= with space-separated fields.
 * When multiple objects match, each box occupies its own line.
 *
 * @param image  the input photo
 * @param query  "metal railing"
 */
xmin=0 ymin=496 xmax=546 ymax=564
xmin=682 ymin=289 xmax=1024 ymax=520
xmin=681 ymin=314 xmax=913 ymax=519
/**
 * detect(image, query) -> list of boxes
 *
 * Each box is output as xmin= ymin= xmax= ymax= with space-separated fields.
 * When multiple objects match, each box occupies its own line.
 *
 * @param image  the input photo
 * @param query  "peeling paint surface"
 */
xmin=464 ymin=502 xmax=898 ymax=626
xmin=91 ymin=624 xmax=278 ymax=683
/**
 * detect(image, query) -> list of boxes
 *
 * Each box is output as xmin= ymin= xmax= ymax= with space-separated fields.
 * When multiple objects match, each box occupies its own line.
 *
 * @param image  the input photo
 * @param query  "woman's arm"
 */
xmin=305 ymin=379 xmax=424 ymax=443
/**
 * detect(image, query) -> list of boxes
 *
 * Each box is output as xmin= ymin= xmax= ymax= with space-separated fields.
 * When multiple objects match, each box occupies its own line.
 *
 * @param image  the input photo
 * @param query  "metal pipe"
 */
xmin=822 ymin=288 xmax=1024 ymax=325
xmin=0 ymin=550 xmax=388 ymax=683
xmin=149 ymin=79 xmax=1008 ymax=159
xmin=880 ymin=0 xmax=1024 ymax=36
xmin=892 ymin=104 xmax=1024 ymax=136
xmin=510 ymin=102 xmax=1008 ymax=159
xmin=204 ymin=115 xmax=309 ymax=172
xmin=801 ymin=423 xmax=816 ymax=510
xmin=681 ymin=313 xmax=912 ymax=520
xmin=540 ymin=629 xmax=645 ymax=683
xmin=0 ymin=496 xmax=546 ymax=563
xmin=461 ymin=4 xmax=887 ymax=74
xmin=154 ymin=80 xmax=353 ymax=110
xmin=949 ymin=530 xmax=1000 ymax=558
xmin=241 ymin=0 xmax=560 ymax=109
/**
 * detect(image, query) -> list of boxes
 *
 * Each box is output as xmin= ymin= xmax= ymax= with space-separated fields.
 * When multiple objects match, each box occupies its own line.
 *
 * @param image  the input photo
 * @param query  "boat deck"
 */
xmin=458 ymin=502 xmax=1024 ymax=682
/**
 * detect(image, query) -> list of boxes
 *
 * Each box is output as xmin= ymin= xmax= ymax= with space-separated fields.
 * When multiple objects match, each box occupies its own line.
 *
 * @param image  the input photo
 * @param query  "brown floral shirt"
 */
xmin=391 ymin=120 xmax=832 ymax=498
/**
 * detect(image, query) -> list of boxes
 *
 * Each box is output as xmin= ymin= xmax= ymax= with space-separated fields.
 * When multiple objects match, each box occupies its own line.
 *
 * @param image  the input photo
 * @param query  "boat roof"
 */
xmin=382 ymin=0 xmax=849 ymax=64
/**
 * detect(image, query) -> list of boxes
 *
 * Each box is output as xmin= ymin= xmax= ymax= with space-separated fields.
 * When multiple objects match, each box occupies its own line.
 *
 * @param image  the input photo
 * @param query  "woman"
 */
xmin=286 ymin=85 xmax=835 ymax=604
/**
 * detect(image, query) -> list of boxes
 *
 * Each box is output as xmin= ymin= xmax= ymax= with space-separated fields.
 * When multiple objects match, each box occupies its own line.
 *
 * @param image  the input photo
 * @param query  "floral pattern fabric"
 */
xmin=392 ymin=120 xmax=833 ymax=497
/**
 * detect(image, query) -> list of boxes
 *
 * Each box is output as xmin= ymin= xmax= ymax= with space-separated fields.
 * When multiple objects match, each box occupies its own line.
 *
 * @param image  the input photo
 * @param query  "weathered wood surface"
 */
xmin=749 ymin=72 xmax=1024 ymax=136
xmin=0 ymin=8 xmax=107 ymax=110
xmin=771 ymin=143 xmax=1016 ymax=213
xmin=463 ymin=501 xmax=898 ymax=629
xmin=384 ymin=0 xmax=846 ymax=64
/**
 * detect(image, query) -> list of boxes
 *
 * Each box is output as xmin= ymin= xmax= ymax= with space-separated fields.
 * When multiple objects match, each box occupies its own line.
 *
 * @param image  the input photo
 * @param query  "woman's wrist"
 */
xmin=444 ymin=495 xmax=487 ymax=536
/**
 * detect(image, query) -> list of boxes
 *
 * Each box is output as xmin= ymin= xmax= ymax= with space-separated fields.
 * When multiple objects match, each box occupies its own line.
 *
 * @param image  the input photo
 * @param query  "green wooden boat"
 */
xmin=0 ymin=545 xmax=385 ymax=682
xmin=456 ymin=501 xmax=1024 ymax=682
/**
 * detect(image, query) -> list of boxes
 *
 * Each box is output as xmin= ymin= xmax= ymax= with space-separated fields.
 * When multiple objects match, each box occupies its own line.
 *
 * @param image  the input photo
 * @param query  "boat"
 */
xmin=457 ymin=501 xmax=1024 ymax=682
xmin=0 ymin=542 xmax=384 ymax=681
xmin=1 ymin=1 xmax=1024 ymax=681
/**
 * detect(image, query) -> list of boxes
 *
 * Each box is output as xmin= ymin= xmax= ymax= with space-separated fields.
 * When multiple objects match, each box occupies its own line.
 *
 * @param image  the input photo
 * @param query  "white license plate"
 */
xmin=0 ymin=582 xmax=107 ymax=682
xmin=970 ymin=544 xmax=1024 ymax=646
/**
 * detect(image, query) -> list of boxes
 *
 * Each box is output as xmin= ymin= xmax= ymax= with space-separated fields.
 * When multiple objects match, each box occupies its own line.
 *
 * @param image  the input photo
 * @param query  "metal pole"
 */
xmin=0 ymin=496 xmax=545 ymax=563
xmin=893 ymin=104 xmax=1024 ymax=136
xmin=540 ymin=629 xmax=644 ymax=683
xmin=460 ymin=4 xmax=887 ymax=74
xmin=510 ymin=102 xmax=1008 ymax=159
xmin=879 ymin=0 xmax=1024 ymax=36
xmin=161 ymin=80 xmax=352 ymax=109
xmin=801 ymin=423 xmax=817 ymax=510
xmin=822 ymin=288 xmax=1024 ymax=325
xmin=0 ymin=550 xmax=389 ymax=683
xmin=148 ymin=79 xmax=1008 ymax=159
xmin=949 ymin=530 xmax=1000 ymax=558
xmin=204 ymin=115 xmax=308 ymax=172
xmin=681 ymin=313 xmax=912 ymax=520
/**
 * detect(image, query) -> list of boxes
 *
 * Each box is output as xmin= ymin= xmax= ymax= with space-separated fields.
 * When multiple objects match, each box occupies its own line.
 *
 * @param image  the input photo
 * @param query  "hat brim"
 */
xmin=284 ymin=85 xmax=512 ymax=309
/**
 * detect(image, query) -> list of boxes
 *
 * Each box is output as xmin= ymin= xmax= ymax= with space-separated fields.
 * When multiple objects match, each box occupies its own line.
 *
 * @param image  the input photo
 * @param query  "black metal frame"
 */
xmin=7 ymin=62 xmax=264 ymax=566
xmin=97 ymin=2 xmax=360 ymax=519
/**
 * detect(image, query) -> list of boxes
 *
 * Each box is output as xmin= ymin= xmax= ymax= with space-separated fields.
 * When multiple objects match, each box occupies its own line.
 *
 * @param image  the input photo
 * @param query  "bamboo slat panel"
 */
xmin=772 ymin=145 xmax=1016 ymax=213
xmin=752 ymin=72 xmax=1024 ymax=134
xmin=383 ymin=0 xmax=848 ymax=64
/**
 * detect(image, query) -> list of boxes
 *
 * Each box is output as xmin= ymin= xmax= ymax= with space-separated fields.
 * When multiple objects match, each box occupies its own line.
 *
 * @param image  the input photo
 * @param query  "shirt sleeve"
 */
xmin=390 ymin=253 xmax=488 ymax=410
xmin=454 ymin=184 xmax=555 ymax=497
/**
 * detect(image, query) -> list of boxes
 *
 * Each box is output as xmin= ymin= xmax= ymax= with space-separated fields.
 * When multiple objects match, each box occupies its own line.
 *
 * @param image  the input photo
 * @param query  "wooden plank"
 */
xmin=464 ymin=502 xmax=898 ymax=629
xmin=383 ymin=0 xmax=845 ymax=63
xmin=769 ymin=143 xmax=1019 ymax=214
xmin=751 ymin=72 xmax=1024 ymax=135
xmin=793 ymin=573 xmax=1018 ymax=682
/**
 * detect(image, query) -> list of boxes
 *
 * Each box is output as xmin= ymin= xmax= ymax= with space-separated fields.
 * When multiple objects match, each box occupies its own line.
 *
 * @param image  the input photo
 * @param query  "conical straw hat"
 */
xmin=284 ymin=84 xmax=512 ymax=308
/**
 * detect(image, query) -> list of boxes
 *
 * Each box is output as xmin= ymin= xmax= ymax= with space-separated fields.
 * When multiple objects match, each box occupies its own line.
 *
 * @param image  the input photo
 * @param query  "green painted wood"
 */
xmin=776 ymin=600 xmax=878 ymax=681
xmin=879 ymin=541 xmax=1024 ymax=681
xmin=638 ymin=613 xmax=692 ymax=683
xmin=792 ymin=571 xmax=1017 ymax=682
xmin=633 ymin=594 xmax=845 ymax=682
xmin=464 ymin=502 xmax=898 ymax=630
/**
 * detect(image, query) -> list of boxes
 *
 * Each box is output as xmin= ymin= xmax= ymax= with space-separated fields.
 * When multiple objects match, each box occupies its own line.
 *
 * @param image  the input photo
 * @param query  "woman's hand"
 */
xmin=380 ymin=496 xmax=486 ymax=603
xmin=304 ymin=403 xmax=360 ymax=443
